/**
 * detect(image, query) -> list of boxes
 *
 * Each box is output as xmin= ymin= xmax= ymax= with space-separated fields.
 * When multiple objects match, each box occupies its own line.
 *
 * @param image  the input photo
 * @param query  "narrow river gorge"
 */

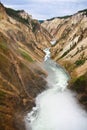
xmin=25 ymin=47 xmax=87 ymax=130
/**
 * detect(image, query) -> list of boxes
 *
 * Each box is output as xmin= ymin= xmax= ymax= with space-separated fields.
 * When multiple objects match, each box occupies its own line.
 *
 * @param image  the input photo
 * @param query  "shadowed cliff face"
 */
xmin=0 ymin=3 xmax=51 ymax=130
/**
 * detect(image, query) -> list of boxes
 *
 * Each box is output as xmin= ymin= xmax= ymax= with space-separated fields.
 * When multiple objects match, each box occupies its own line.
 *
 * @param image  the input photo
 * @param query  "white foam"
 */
xmin=43 ymin=48 xmax=51 ymax=61
xmin=25 ymin=49 xmax=87 ymax=130
xmin=50 ymin=40 xmax=56 ymax=45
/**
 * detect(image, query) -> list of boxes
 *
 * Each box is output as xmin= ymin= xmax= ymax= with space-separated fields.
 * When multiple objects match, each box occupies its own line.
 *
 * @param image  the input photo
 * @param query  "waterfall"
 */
xmin=25 ymin=48 xmax=87 ymax=130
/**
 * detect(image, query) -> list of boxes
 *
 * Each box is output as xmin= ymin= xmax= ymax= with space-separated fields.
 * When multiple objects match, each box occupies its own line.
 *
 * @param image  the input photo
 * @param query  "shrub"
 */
xmin=5 ymin=8 xmax=29 ymax=25
xmin=75 ymin=59 xmax=86 ymax=66
xmin=71 ymin=74 xmax=87 ymax=93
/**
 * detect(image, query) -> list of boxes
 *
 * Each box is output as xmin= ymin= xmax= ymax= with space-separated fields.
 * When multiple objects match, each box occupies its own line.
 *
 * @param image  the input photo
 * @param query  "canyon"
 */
xmin=0 ymin=3 xmax=51 ymax=130
xmin=25 ymin=47 xmax=87 ymax=130
xmin=42 ymin=10 xmax=87 ymax=110
xmin=0 ymin=2 xmax=87 ymax=130
xmin=42 ymin=10 xmax=87 ymax=77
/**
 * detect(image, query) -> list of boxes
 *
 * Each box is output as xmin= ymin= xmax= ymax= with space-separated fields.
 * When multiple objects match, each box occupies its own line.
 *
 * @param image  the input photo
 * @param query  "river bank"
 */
xmin=57 ymin=60 xmax=87 ymax=110
xmin=25 ymin=48 xmax=87 ymax=130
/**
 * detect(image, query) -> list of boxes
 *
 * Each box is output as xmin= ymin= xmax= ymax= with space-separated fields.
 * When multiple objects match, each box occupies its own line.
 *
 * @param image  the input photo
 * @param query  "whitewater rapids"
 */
xmin=25 ymin=48 xmax=87 ymax=130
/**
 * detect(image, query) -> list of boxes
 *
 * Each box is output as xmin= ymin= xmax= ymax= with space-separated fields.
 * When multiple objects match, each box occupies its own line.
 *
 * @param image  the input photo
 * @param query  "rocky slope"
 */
xmin=1 ymin=2 xmax=87 ymax=129
xmin=0 ymin=3 xmax=51 ymax=130
xmin=1 ymin=3 xmax=51 ymax=61
xmin=42 ymin=9 xmax=87 ymax=109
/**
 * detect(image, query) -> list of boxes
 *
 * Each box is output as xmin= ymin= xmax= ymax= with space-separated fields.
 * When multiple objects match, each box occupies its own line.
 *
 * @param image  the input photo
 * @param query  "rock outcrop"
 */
xmin=42 ymin=9 xmax=87 ymax=77
xmin=42 ymin=9 xmax=87 ymax=109
xmin=0 ymin=2 xmax=8 ymax=20
xmin=1 ymin=2 xmax=87 ymax=129
xmin=0 ymin=3 xmax=51 ymax=130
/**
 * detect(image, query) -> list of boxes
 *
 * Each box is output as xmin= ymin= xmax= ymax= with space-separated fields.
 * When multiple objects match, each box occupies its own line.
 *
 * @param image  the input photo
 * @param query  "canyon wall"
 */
xmin=42 ymin=9 xmax=87 ymax=109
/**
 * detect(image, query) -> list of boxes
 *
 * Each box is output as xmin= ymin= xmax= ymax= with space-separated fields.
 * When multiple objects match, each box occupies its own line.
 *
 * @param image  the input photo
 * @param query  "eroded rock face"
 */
xmin=0 ymin=3 xmax=50 ymax=130
xmin=42 ymin=10 xmax=87 ymax=109
xmin=42 ymin=10 xmax=87 ymax=77
xmin=0 ymin=2 xmax=8 ymax=20
xmin=1 ymin=2 xmax=87 ymax=129
xmin=1 ymin=3 xmax=51 ymax=61
xmin=0 ymin=29 xmax=48 ymax=130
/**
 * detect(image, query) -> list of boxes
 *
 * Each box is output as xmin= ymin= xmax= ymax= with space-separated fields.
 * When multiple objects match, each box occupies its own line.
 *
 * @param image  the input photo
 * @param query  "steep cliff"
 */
xmin=1 ymin=3 xmax=51 ymax=61
xmin=0 ymin=3 xmax=51 ymax=130
xmin=42 ymin=10 xmax=87 ymax=76
xmin=42 ymin=9 xmax=87 ymax=109
xmin=1 ymin=2 xmax=87 ymax=129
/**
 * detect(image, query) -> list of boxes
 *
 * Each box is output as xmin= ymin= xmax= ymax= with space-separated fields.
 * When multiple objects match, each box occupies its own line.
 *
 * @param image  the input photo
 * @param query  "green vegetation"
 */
xmin=0 ymin=42 xmax=9 ymax=56
xmin=20 ymin=49 xmax=33 ymax=62
xmin=47 ymin=15 xmax=72 ymax=21
xmin=75 ymin=52 xmax=86 ymax=66
xmin=0 ymin=54 xmax=12 ymax=80
xmin=78 ymin=9 xmax=87 ymax=16
xmin=0 ymin=42 xmax=8 ymax=51
xmin=59 ymin=15 xmax=72 ymax=19
xmin=71 ymin=73 xmax=87 ymax=93
xmin=78 ymin=9 xmax=87 ymax=13
xmin=5 ymin=8 xmax=29 ymax=25
xmin=75 ymin=59 xmax=86 ymax=66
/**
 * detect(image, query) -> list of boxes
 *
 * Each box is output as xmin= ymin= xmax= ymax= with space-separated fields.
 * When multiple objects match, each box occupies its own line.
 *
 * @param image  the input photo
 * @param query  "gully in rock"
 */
xmin=25 ymin=48 xmax=87 ymax=130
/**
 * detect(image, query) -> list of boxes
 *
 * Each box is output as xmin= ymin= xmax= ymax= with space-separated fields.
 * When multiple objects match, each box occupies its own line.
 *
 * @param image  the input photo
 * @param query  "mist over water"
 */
xmin=25 ymin=48 xmax=87 ymax=130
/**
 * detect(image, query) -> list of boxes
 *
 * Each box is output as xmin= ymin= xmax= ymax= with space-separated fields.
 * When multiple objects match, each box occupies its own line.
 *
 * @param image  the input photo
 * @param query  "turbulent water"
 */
xmin=25 ymin=48 xmax=87 ymax=130
xmin=50 ymin=40 xmax=56 ymax=45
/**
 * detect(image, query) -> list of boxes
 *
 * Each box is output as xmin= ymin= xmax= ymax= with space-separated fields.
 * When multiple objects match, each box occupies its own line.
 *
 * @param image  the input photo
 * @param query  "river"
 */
xmin=25 ymin=48 xmax=87 ymax=130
